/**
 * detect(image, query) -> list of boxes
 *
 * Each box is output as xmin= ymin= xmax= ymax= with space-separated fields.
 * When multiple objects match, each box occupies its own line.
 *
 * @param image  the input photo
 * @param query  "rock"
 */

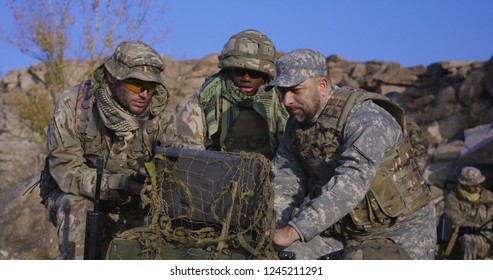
xmin=0 ymin=176 xmax=58 ymax=260
xmin=459 ymin=123 xmax=493 ymax=164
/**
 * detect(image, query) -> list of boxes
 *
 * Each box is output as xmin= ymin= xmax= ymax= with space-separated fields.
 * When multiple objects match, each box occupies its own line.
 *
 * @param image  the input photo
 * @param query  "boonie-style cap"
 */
xmin=104 ymin=41 xmax=165 ymax=85
xmin=269 ymin=48 xmax=327 ymax=87
xmin=459 ymin=166 xmax=485 ymax=186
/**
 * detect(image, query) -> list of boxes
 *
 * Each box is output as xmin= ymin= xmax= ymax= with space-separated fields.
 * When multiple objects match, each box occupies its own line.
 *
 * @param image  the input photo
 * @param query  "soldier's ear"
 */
xmin=105 ymin=70 xmax=117 ymax=85
xmin=318 ymin=77 xmax=330 ymax=96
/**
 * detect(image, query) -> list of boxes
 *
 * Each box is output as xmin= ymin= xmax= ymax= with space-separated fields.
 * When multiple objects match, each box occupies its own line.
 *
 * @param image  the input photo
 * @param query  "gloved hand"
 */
xmin=120 ymin=172 xmax=147 ymax=196
xmin=108 ymin=172 xmax=148 ymax=203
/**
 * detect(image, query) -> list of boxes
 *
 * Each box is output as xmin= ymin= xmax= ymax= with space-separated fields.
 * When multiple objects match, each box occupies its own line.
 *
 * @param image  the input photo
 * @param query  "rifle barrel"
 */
xmin=94 ymin=156 xmax=103 ymax=212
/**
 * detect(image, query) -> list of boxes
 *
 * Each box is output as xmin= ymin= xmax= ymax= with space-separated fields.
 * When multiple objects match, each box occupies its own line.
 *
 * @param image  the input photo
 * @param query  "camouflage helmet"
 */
xmin=218 ymin=29 xmax=276 ymax=78
xmin=104 ymin=41 xmax=165 ymax=85
xmin=459 ymin=166 xmax=485 ymax=186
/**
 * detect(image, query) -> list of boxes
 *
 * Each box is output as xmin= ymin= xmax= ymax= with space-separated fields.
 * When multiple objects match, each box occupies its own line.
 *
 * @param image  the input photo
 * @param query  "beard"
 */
xmin=289 ymin=88 xmax=322 ymax=125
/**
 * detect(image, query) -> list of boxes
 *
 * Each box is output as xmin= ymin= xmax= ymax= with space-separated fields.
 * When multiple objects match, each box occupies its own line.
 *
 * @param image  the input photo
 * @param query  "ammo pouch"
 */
xmin=39 ymin=157 xmax=59 ymax=204
xmin=344 ymin=139 xmax=432 ymax=235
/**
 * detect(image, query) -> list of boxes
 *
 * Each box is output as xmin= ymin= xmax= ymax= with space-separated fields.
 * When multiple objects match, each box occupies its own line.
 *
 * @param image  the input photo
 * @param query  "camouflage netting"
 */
xmin=118 ymin=148 xmax=278 ymax=259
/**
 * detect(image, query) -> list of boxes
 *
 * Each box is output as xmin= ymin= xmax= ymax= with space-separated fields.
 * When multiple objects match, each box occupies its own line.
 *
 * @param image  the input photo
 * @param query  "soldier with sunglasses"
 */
xmin=180 ymin=29 xmax=288 ymax=159
xmin=41 ymin=41 xmax=202 ymax=259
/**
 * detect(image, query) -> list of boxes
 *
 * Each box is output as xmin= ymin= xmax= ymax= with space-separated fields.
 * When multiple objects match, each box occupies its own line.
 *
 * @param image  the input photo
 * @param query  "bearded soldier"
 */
xmin=41 ymin=41 xmax=201 ymax=259
xmin=269 ymin=49 xmax=436 ymax=260
xmin=180 ymin=29 xmax=288 ymax=159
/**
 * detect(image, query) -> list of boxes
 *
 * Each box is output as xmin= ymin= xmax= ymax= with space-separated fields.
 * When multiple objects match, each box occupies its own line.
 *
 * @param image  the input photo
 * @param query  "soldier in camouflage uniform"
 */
xmin=444 ymin=166 xmax=493 ymax=259
xmin=269 ymin=49 xmax=437 ymax=260
xmin=386 ymin=91 xmax=429 ymax=171
xmin=41 ymin=41 xmax=202 ymax=259
xmin=180 ymin=29 xmax=288 ymax=159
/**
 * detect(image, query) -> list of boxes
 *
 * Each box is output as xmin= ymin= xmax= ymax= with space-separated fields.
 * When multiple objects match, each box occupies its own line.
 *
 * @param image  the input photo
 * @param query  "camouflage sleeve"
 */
xmin=271 ymin=87 xmax=289 ymax=147
xmin=179 ymin=94 xmax=205 ymax=145
xmin=46 ymin=86 xmax=120 ymax=199
xmin=288 ymin=100 xmax=403 ymax=241
xmin=406 ymin=120 xmax=428 ymax=169
xmin=156 ymin=109 xmax=204 ymax=150
xmin=444 ymin=190 xmax=468 ymax=226
xmin=270 ymin=120 xmax=309 ymax=227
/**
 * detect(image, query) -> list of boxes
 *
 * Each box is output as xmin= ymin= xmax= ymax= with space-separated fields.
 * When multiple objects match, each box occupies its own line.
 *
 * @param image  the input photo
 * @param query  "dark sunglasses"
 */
xmin=231 ymin=68 xmax=266 ymax=79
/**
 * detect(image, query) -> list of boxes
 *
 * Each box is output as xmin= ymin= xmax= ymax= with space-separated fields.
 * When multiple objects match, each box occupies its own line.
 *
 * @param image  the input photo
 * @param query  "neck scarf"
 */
xmin=459 ymin=185 xmax=481 ymax=202
xmin=92 ymin=67 xmax=150 ymax=134
xmin=201 ymin=73 xmax=286 ymax=152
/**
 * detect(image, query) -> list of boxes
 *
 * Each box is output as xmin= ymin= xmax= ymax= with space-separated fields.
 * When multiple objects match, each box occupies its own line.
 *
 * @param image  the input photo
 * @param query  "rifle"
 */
xmin=83 ymin=156 xmax=104 ymax=260
xmin=458 ymin=225 xmax=493 ymax=235
xmin=443 ymin=221 xmax=493 ymax=259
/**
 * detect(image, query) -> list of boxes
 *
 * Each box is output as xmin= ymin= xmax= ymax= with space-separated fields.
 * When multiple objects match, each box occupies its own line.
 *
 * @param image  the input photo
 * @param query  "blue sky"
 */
xmin=1 ymin=0 xmax=492 ymax=76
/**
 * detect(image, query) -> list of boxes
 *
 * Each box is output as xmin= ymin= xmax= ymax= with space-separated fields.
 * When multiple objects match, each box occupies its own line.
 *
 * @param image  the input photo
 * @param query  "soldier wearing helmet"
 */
xmin=444 ymin=166 xmax=493 ymax=259
xmin=180 ymin=29 xmax=288 ymax=159
xmin=41 ymin=41 xmax=202 ymax=259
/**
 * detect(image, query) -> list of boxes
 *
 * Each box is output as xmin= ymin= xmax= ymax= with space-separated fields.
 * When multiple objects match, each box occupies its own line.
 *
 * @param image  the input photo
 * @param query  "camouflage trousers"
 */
xmin=340 ymin=238 xmax=411 ymax=260
xmin=282 ymin=201 xmax=436 ymax=260
xmin=383 ymin=201 xmax=437 ymax=260
xmin=282 ymin=235 xmax=412 ymax=260
xmin=458 ymin=233 xmax=493 ymax=260
xmin=44 ymin=189 xmax=147 ymax=260
xmin=342 ymin=201 xmax=437 ymax=260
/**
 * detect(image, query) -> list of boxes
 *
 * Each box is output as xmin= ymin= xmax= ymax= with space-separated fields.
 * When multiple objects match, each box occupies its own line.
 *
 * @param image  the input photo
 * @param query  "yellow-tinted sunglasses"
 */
xmin=121 ymin=79 xmax=158 ymax=95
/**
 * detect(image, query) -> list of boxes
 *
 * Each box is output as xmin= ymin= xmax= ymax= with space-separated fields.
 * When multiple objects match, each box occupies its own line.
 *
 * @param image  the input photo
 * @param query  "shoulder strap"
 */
xmin=335 ymin=87 xmax=363 ymax=131
xmin=318 ymin=87 xmax=362 ymax=133
xmin=75 ymin=80 xmax=93 ymax=134
xmin=134 ymin=117 xmax=158 ymax=159
xmin=354 ymin=90 xmax=406 ymax=133
xmin=323 ymin=87 xmax=406 ymax=134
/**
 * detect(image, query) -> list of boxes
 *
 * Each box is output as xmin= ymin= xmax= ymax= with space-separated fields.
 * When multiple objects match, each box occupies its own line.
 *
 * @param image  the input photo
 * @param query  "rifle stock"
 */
xmin=83 ymin=156 xmax=104 ymax=260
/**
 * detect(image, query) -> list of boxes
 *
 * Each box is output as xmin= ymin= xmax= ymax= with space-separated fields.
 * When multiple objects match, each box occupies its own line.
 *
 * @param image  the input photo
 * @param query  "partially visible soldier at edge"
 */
xmin=41 ymin=41 xmax=202 ymax=259
xmin=444 ymin=166 xmax=493 ymax=259
xmin=180 ymin=29 xmax=288 ymax=159
xmin=269 ymin=49 xmax=437 ymax=260
xmin=386 ymin=91 xmax=429 ymax=171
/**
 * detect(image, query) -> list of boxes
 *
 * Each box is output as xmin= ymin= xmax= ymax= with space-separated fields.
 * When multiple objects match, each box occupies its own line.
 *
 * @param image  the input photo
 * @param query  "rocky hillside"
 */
xmin=0 ymin=53 xmax=492 ymax=259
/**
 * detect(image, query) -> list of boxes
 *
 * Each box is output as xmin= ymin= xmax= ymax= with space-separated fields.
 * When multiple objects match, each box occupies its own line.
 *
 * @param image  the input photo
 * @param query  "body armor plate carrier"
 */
xmin=292 ymin=87 xmax=432 ymax=237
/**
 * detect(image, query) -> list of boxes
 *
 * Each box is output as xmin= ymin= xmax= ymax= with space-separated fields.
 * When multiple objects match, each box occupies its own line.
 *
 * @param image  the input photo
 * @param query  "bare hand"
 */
xmin=272 ymin=225 xmax=300 ymax=247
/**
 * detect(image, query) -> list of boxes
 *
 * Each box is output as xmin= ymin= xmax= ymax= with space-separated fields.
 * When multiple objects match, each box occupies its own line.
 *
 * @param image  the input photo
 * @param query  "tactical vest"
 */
xmin=223 ymin=107 xmax=272 ymax=158
xmin=292 ymin=87 xmax=432 ymax=236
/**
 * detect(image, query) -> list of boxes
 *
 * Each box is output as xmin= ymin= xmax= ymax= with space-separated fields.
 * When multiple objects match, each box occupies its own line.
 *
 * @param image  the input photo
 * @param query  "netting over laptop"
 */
xmin=137 ymin=147 xmax=277 ymax=259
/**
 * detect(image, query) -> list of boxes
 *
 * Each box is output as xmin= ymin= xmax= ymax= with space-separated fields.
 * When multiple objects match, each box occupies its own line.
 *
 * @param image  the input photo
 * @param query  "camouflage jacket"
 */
xmin=406 ymin=118 xmax=428 ymax=170
xmin=445 ymin=185 xmax=493 ymax=229
xmin=46 ymin=79 xmax=202 ymax=201
xmin=271 ymin=87 xmax=432 ymax=242
xmin=180 ymin=71 xmax=288 ymax=157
